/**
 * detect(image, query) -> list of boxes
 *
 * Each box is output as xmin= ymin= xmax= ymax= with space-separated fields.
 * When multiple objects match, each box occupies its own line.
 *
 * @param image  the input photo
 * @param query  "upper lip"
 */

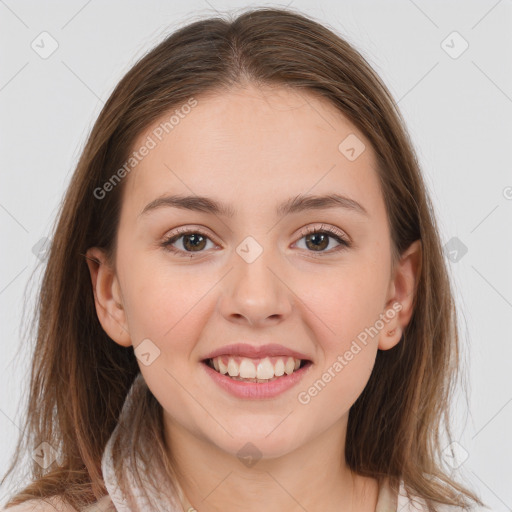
xmin=202 ymin=343 xmax=312 ymax=361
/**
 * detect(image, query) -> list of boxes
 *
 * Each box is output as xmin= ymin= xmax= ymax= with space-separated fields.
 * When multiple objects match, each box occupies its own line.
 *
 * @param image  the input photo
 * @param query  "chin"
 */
xmin=207 ymin=421 xmax=309 ymax=461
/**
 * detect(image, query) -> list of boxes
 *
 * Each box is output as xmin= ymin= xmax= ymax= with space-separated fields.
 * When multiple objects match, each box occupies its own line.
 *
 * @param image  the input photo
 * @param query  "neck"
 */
xmin=164 ymin=414 xmax=379 ymax=512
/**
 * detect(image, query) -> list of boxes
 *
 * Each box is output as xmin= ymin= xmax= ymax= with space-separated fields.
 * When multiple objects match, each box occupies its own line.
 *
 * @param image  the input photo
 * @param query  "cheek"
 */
xmin=116 ymin=244 xmax=217 ymax=347
xmin=297 ymin=256 xmax=390 ymax=350
xmin=295 ymin=265 xmax=385 ymax=415
xmin=292 ymin=252 xmax=388 ymax=405
xmin=296 ymin=344 xmax=377 ymax=428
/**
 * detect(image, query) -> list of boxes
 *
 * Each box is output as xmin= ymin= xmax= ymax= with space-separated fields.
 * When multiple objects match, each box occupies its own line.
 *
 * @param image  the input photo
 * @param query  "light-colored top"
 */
xmin=3 ymin=373 xmax=490 ymax=511
xmin=1 ymin=479 xmax=489 ymax=511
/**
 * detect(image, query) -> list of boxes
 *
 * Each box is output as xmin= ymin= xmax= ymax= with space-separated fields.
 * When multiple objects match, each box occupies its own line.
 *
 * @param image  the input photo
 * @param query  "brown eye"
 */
xmin=161 ymin=228 xmax=216 ymax=257
xmin=304 ymin=232 xmax=330 ymax=251
xmin=294 ymin=224 xmax=350 ymax=254
xmin=180 ymin=233 xmax=207 ymax=251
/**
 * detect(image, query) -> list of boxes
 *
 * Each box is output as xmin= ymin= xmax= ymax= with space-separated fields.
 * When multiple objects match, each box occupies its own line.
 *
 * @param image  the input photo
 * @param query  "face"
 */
xmin=87 ymin=83 xmax=419 ymax=462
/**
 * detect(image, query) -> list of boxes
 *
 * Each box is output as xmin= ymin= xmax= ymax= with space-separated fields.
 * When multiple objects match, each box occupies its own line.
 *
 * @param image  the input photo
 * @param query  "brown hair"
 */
xmin=2 ymin=6 xmax=484 ymax=511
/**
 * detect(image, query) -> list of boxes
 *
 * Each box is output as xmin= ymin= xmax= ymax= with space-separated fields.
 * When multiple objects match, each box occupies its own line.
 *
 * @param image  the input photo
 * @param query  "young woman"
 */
xmin=2 ymin=7 xmax=487 ymax=512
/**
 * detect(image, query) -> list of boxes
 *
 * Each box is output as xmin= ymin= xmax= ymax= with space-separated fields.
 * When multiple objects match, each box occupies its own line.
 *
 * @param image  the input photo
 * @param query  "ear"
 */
xmin=379 ymin=239 xmax=422 ymax=350
xmin=85 ymin=247 xmax=132 ymax=347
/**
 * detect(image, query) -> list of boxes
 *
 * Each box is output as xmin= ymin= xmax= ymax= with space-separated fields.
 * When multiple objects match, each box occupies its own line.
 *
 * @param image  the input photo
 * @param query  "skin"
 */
xmin=87 ymin=83 xmax=421 ymax=512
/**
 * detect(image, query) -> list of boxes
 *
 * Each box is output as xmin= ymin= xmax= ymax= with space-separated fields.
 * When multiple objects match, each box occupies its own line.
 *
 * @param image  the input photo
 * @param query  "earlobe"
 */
xmin=85 ymin=247 xmax=131 ymax=347
xmin=378 ymin=325 xmax=402 ymax=351
xmin=378 ymin=239 xmax=422 ymax=351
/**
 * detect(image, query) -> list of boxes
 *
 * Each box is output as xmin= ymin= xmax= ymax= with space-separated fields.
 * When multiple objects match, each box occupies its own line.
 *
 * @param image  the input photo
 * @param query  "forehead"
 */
xmin=121 ymin=84 xmax=383 ymax=220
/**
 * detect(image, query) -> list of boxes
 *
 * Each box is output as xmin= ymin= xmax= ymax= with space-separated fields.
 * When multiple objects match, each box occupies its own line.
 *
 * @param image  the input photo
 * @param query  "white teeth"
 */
xmin=227 ymin=359 xmax=238 ymax=377
xmin=210 ymin=355 xmax=303 ymax=379
xmin=239 ymin=359 xmax=257 ymax=378
xmin=218 ymin=358 xmax=228 ymax=374
xmin=284 ymin=357 xmax=295 ymax=375
xmin=256 ymin=357 xmax=274 ymax=380
xmin=274 ymin=358 xmax=285 ymax=377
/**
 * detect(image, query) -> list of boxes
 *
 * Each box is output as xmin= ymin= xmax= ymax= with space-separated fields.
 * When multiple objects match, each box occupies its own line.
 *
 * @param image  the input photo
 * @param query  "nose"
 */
xmin=217 ymin=246 xmax=294 ymax=327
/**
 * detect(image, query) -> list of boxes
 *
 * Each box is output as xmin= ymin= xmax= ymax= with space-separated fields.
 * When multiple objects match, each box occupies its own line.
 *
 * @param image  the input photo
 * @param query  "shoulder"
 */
xmin=2 ymin=495 xmax=113 ymax=512
xmin=395 ymin=480 xmax=492 ymax=512
xmin=1 ymin=498 xmax=75 ymax=511
xmin=397 ymin=492 xmax=491 ymax=512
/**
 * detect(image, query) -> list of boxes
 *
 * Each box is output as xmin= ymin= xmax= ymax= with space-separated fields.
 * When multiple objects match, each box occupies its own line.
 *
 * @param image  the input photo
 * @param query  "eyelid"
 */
xmin=163 ymin=223 xmax=349 ymax=243
xmin=160 ymin=225 xmax=220 ymax=258
xmin=163 ymin=225 xmax=219 ymax=243
xmin=161 ymin=222 xmax=351 ymax=257
xmin=176 ymin=225 xmax=212 ymax=235
xmin=296 ymin=223 xmax=350 ymax=244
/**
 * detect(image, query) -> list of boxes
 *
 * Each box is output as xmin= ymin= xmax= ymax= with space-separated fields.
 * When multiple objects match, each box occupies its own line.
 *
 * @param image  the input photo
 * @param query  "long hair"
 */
xmin=2 ymin=7 xmax=484 ymax=511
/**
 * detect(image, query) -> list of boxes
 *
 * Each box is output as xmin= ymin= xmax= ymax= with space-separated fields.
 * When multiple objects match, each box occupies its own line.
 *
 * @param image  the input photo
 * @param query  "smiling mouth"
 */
xmin=202 ymin=356 xmax=312 ymax=383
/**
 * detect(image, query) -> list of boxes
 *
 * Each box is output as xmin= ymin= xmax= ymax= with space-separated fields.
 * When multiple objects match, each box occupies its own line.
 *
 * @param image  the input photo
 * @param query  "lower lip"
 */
xmin=201 ymin=360 xmax=313 ymax=399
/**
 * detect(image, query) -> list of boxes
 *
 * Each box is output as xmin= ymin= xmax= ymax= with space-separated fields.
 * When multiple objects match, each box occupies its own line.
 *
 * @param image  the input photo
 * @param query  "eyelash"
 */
xmin=160 ymin=224 xmax=351 ymax=258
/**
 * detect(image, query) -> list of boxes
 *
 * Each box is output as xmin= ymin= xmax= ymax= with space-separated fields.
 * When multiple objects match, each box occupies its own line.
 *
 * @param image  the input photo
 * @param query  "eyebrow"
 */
xmin=139 ymin=193 xmax=369 ymax=219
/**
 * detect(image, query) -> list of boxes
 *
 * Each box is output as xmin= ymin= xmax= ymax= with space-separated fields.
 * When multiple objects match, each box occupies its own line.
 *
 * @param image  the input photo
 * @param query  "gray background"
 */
xmin=1 ymin=0 xmax=511 ymax=510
